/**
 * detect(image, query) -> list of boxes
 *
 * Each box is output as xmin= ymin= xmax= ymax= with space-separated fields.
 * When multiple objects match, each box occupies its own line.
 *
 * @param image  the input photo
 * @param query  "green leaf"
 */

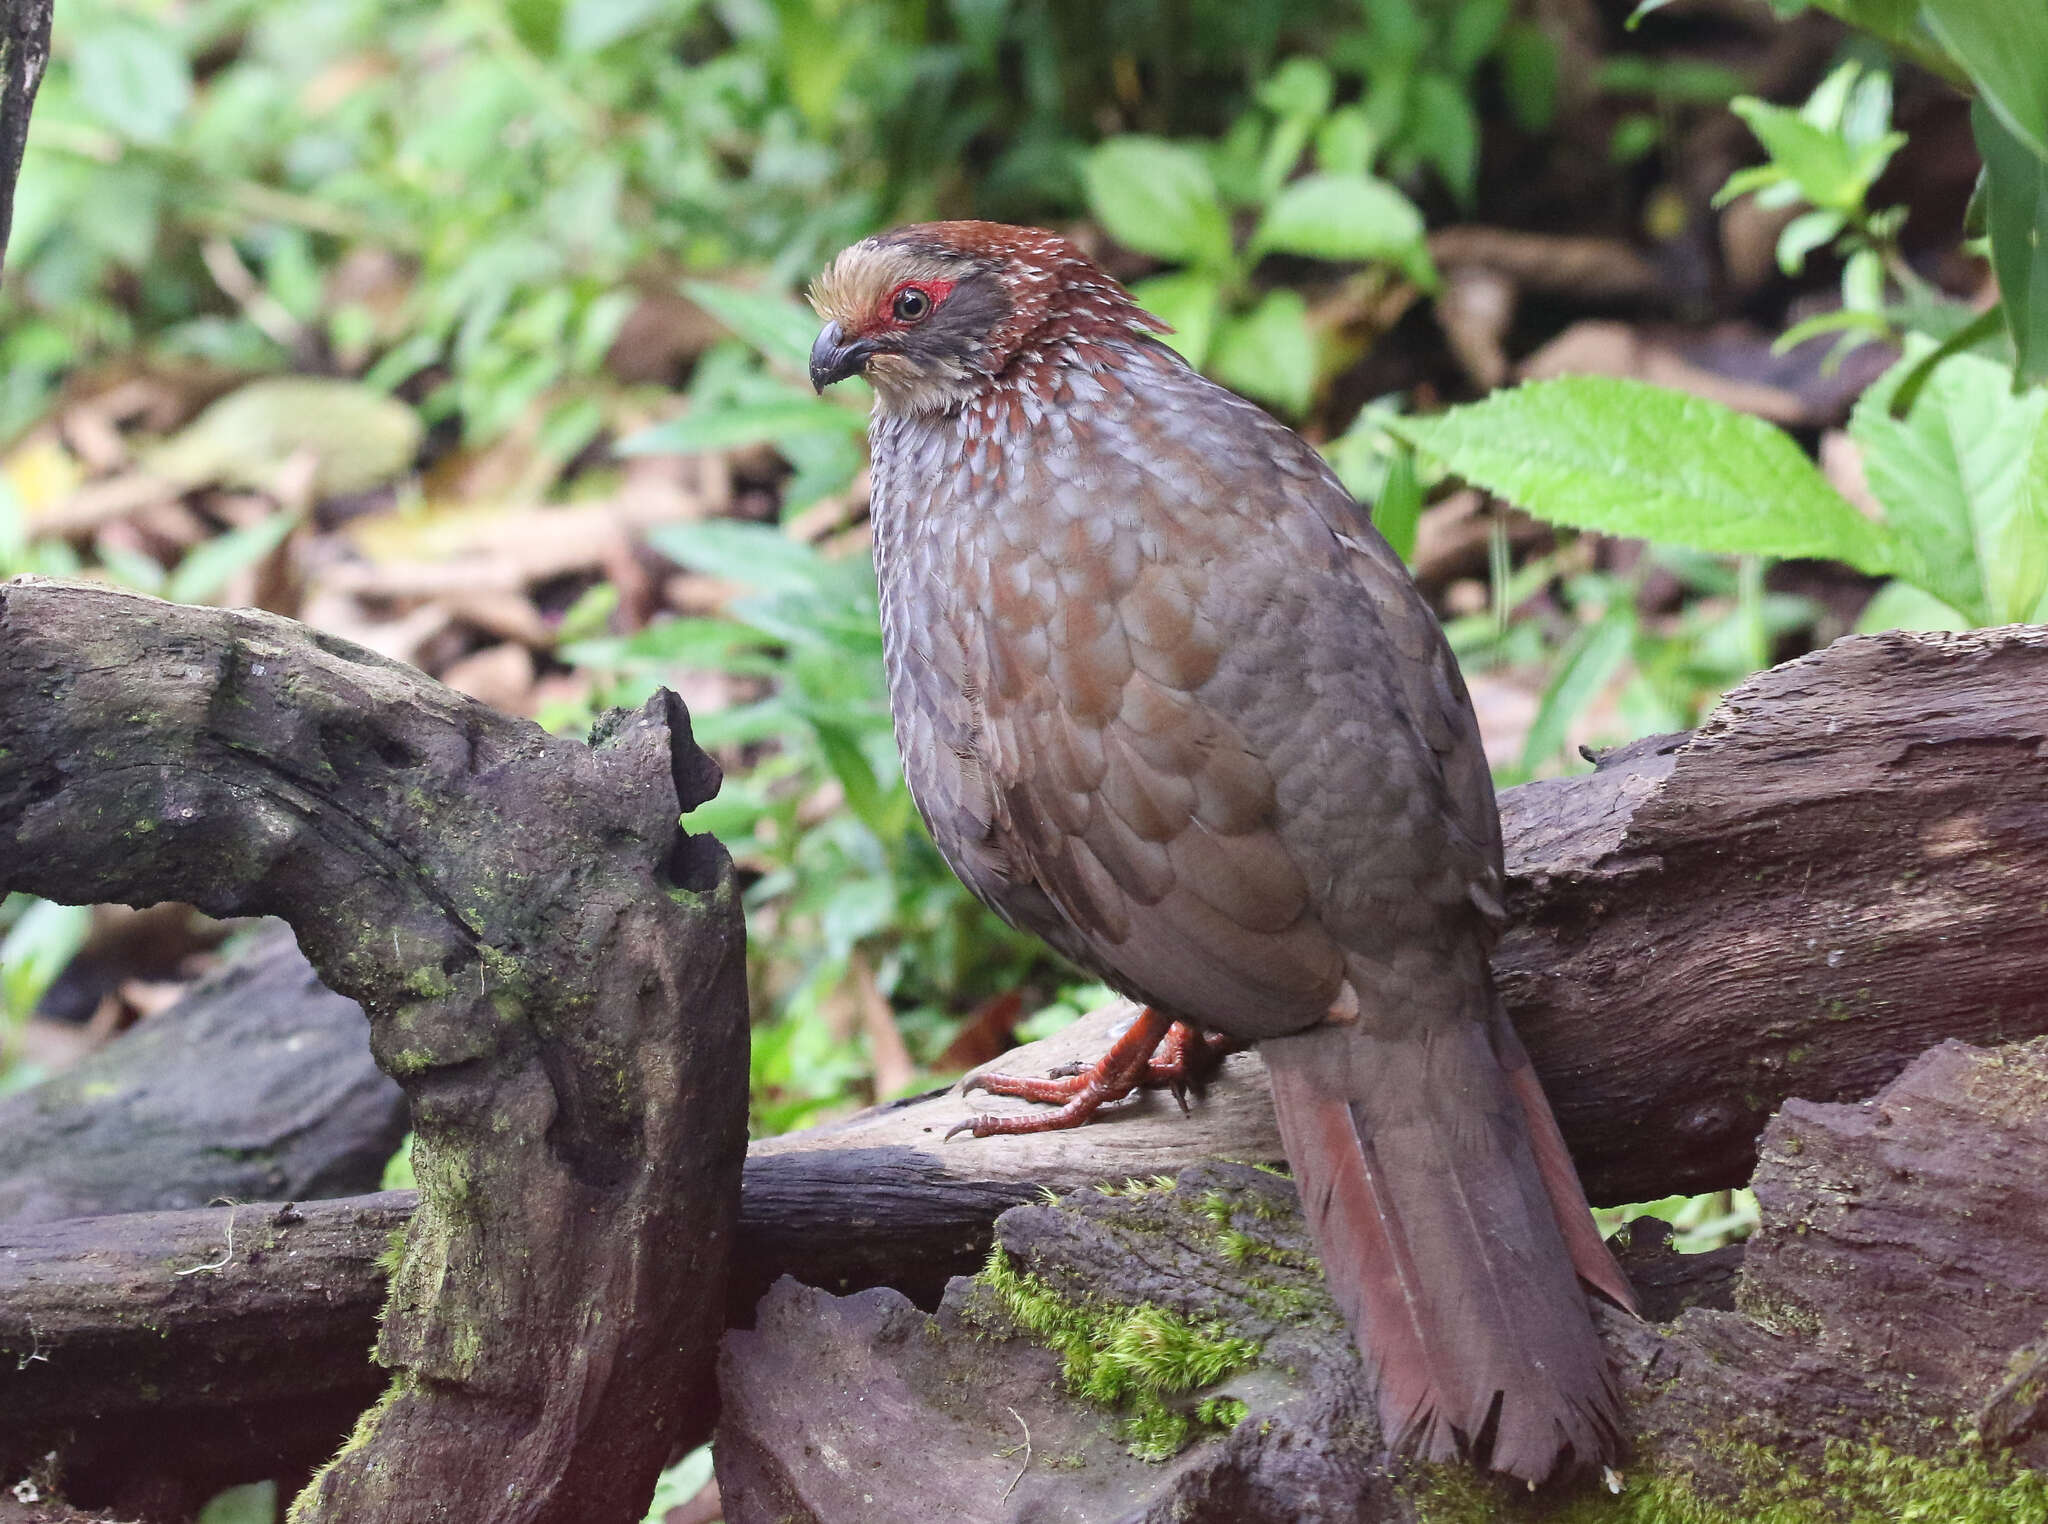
xmin=1521 ymin=601 xmax=1635 ymax=773
xmin=1314 ymin=106 xmax=1378 ymax=175
xmin=1853 ymin=579 xmax=1971 ymax=634
xmin=165 ymin=512 xmax=301 ymax=606
xmin=563 ymin=0 xmax=693 ymax=52
xmin=1248 ymin=173 xmax=1434 ymax=287
xmin=646 ymin=520 xmax=830 ymax=598
xmin=681 ymin=280 xmax=828 ymax=376
xmin=1394 ymin=377 xmax=1897 ymax=573
xmin=1206 ymin=291 xmax=1317 ymax=418
xmin=618 ymin=399 xmax=866 ymax=457
xmin=1083 ymin=138 xmax=1234 ymax=272
xmin=1 ymin=899 xmax=92 ymax=1023
xmin=143 ymin=379 xmax=423 ymax=499
xmin=1850 ymin=343 xmax=2048 ymax=625
xmin=1923 ymin=0 xmax=2048 ymax=164
xmin=1128 ymin=271 xmax=1224 ymax=369
xmin=1973 ymin=102 xmax=2048 ymax=386
xmin=1408 ymin=72 xmax=1480 ymax=205
xmin=1775 ymin=208 xmax=1845 ymax=274
xmin=72 ymin=22 xmax=192 ymax=145
xmin=1372 ymin=447 xmax=1424 ymax=563
xmin=1258 ymin=58 xmax=1334 ymax=121
xmin=1729 ymin=96 xmax=1900 ymax=212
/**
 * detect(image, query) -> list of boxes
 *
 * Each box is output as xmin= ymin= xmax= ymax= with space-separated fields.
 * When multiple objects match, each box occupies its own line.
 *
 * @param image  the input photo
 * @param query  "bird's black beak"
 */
xmin=809 ymin=322 xmax=873 ymax=393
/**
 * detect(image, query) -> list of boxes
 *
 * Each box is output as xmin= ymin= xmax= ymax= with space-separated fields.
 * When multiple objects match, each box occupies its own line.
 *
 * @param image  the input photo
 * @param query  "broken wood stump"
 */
xmin=0 ymin=578 xmax=751 ymax=1524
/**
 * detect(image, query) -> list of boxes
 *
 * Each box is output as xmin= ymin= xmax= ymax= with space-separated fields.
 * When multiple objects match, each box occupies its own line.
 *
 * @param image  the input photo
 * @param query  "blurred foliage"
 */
xmin=3 ymin=0 xmax=1401 ymax=448
xmin=0 ymin=895 xmax=94 ymax=1094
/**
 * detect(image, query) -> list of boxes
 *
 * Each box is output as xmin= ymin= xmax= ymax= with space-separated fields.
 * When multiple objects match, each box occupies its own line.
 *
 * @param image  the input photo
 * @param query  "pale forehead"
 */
xmin=809 ymin=242 xmax=972 ymax=328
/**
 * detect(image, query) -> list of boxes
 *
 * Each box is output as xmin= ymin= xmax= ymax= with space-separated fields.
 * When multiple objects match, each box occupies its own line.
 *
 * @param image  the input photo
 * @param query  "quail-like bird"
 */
xmin=808 ymin=221 xmax=1635 ymax=1482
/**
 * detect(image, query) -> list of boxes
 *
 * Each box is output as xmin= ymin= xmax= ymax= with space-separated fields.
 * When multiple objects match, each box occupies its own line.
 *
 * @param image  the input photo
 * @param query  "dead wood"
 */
xmin=0 ymin=578 xmax=750 ymax=1524
xmin=717 ymin=1037 xmax=2048 ymax=1523
xmin=0 ymin=926 xmax=404 ymax=1224
xmin=5 ymin=622 xmax=2048 ymax=1514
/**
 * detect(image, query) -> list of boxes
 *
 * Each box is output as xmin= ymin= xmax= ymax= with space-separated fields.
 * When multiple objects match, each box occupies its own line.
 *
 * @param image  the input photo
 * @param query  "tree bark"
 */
xmin=0 ymin=0 xmax=51 ymax=271
xmin=0 ymin=926 xmax=405 ymax=1224
xmin=718 ymin=1036 xmax=2048 ymax=1523
xmin=0 ymin=578 xmax=751 ymax=1524
xmin=6 ymin=620 xmax=2048 ymax=1515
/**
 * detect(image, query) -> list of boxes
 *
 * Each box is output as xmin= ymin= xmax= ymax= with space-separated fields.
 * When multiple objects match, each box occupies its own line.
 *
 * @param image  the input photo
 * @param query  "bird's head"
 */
xmin=807 ymin=221 xmax=1167 ymax=415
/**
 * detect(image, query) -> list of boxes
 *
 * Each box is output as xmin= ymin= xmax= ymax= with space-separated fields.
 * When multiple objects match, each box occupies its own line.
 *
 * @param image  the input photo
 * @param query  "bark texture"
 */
xmin=0 ymin=926 xmax=404 ymax=1225
xmin=718 ymin=1037 xmax=2048 ymax=1523
xmin=0 ymin=578 xmax=751 ymax=1524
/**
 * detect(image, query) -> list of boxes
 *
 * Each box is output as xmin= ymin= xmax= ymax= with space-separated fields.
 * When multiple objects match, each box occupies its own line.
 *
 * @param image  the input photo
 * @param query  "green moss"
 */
xmin=977 ymin=1243 xmax=1257 ymax=1461
xmin=376 ymin=1227 xmax=407 ymax=1278
xmin=1412 ymin=1438 xmax=2048 ymax=1524
xmin=287 ymin=1374 xmax=410 ymax=1522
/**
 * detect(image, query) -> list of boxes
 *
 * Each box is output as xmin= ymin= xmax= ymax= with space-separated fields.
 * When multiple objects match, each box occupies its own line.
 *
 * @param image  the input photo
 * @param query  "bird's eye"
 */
xmin=892 ymin=287 xmax=933 ymax=323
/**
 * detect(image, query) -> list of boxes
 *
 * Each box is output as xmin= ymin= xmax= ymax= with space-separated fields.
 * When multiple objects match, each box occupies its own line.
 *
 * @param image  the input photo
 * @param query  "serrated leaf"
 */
xmin=1248 ymin=173 xmax=1432 ymax=286
xmin=1851 ymin=342 xmax=2048 ymax=625
xmin=618 ymin=399 xmax=866 ymax=457
xmin=1083 ymin=138 xmax=1234 ymax=272
xmin=1206 ymin=291 xmax=1317 ymax=418
xmin=1393 ymin=377 xmax=1897 ymax=573
xmin=1973 ymin=102 xmax=2048 ymax=387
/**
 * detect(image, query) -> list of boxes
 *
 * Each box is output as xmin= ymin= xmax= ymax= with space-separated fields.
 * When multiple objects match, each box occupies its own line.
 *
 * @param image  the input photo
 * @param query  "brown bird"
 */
xmin=808 ymin=221 xmax=1635 ymax=1483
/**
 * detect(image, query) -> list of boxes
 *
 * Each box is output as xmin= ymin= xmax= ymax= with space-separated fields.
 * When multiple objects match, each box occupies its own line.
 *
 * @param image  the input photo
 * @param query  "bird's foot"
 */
xmin=946 ymin=1009 xmax=1242 ymax=1139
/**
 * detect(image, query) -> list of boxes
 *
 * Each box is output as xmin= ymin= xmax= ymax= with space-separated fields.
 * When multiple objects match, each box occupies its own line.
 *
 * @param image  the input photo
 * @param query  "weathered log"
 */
xmin=0 ymin=926 xmax=404 ymax=1224
xmin=717 ymin=1036 xmax=2048 ymax=1523
xmin=7 ymin=623 xmax=2048 ymax=1514
xmin=13 ymin=621 xmax=2046 ymax=1221
xmin=0 ymin=578 xmax=751 ymax=1524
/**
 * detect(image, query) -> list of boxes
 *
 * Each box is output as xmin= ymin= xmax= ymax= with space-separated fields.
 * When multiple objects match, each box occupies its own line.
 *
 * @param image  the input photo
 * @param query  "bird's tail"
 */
xmin=1261 ymin=977 xmax=1634 ymax=1483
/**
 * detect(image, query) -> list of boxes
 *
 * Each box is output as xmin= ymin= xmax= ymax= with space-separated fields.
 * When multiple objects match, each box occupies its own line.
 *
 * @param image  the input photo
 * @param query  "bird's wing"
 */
xmin=975 ymin=361 xmax=1498 ymax=1035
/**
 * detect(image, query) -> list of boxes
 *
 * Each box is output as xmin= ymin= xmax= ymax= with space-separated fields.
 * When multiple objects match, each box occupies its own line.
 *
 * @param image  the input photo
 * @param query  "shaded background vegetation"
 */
xmin=7 ymin=0 xmax=2043 ymax=1517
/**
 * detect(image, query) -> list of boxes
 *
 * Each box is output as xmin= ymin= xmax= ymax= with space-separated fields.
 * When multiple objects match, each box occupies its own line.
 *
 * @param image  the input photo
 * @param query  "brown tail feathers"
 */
xmin=1261 ymin=994 xmax=1634 ymax=1484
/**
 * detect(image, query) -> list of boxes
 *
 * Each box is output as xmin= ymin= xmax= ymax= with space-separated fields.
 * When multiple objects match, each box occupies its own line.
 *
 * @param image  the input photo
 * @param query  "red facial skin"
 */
xmin=866 ymin=277 xmax=956 ymax=338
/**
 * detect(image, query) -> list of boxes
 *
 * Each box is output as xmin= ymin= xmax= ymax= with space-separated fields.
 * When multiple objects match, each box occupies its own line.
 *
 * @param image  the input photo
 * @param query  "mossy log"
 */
xmin=0 ymin=578 xmax=751 ymax=1524
xmin=6 ymin=617 xmax=2048 ymax=1518
xmin=718 ymin=1037 xmax=2048 ymax=1523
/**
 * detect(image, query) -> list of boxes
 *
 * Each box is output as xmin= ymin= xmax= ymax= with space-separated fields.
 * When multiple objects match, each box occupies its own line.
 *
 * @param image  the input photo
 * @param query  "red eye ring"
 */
xmin=878 ymin=278 xmax=954 ymax=328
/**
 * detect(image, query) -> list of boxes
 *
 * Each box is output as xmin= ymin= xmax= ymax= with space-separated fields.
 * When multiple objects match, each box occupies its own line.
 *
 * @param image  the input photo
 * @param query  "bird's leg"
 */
xmin=948 ymin=1006 xmax=1177 ymax=1139
xmin=1052 ymin=1020 xmax=1242 ymax=1098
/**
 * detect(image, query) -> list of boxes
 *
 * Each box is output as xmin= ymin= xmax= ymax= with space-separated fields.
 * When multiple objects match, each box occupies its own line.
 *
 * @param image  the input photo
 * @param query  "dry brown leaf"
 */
xmin=1519 ymin=320 xmax=1810 ymax=426
xmin=441 ymin=642 xmax=538 ymax=715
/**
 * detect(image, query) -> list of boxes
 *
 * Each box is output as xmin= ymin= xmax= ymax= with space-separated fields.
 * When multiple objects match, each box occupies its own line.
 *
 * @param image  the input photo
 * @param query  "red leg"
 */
xmin=947 ymin=1010 xmax=1243 ymax=1139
